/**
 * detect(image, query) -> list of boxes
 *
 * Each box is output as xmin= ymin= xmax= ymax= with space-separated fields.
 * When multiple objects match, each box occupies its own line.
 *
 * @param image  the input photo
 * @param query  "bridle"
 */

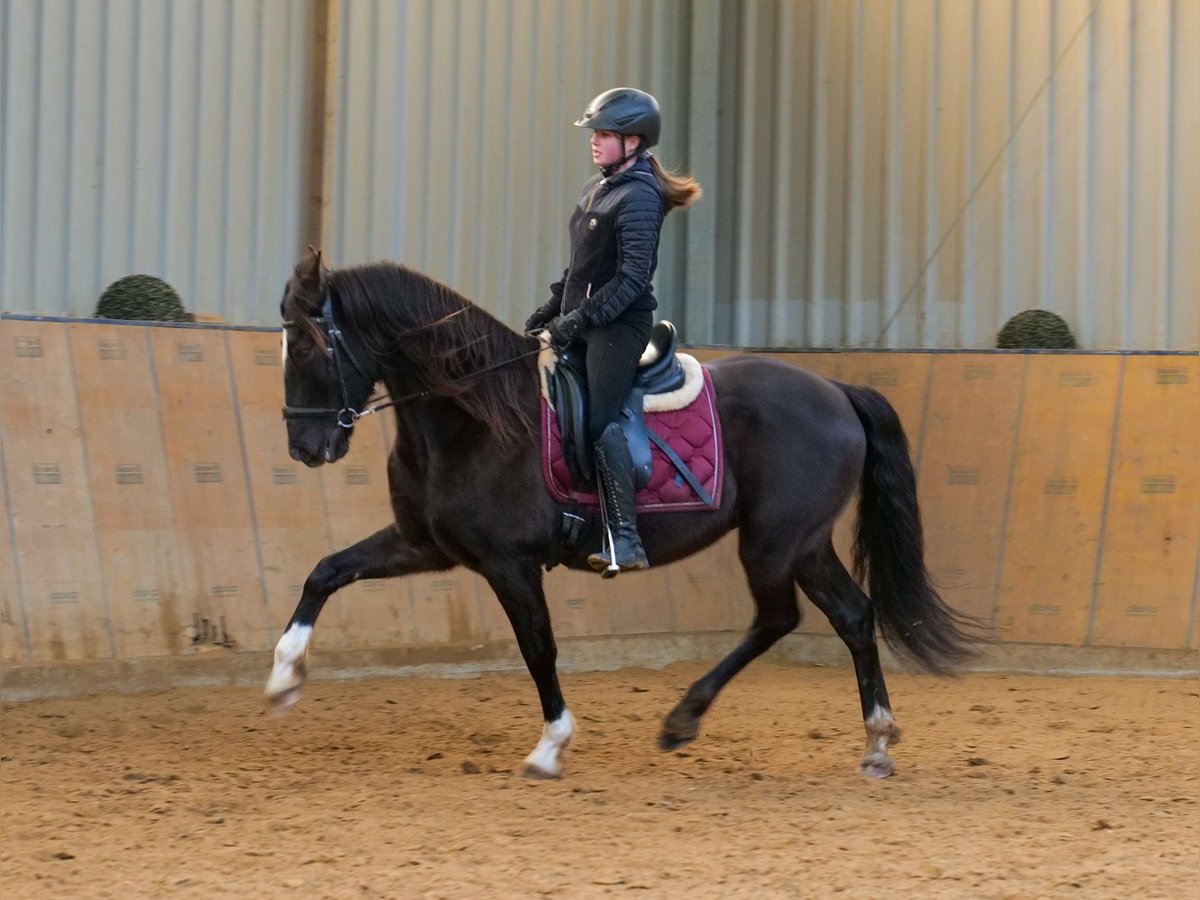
xmin=281 ymin=296 xmax=383 ymax=430
xmin=281 ymin=295 xmax=542 ymax=430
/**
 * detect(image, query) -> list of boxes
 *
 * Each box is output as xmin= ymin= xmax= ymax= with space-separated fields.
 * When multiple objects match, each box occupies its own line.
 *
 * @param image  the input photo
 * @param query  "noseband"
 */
xmin=281 ymin=296 xmax=377 ymax=429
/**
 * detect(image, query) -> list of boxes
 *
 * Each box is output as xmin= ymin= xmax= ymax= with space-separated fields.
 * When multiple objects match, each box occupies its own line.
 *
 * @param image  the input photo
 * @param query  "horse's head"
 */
xmin=280 ymin=248 xmax=377 ymax=467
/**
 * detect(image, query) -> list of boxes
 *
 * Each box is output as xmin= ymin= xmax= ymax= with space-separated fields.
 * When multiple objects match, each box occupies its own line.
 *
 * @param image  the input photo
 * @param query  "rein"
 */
xmin=282 ymin=296 xmax=541 ymax=429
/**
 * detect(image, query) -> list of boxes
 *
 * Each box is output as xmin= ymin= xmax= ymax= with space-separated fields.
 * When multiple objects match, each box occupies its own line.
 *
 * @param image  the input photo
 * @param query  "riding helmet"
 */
xmin=574 ymin=88 xmax=661 ymax=148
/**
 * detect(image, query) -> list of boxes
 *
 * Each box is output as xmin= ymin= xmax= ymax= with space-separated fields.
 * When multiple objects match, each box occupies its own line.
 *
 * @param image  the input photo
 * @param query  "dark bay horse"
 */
xmin=267 ymin=249 xmax=976 ymax=778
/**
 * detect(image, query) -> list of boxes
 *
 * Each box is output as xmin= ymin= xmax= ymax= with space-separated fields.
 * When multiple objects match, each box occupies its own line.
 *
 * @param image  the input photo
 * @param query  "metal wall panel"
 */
xmin=0 ymin=0 xmax=310 ymax=323
xmin=704 ymin=0 xmax=1199 ymax=350
xmin=326 ymin=0 xmax=696 ymax=329
xmin=2 ymin=0 xmax=1195 ymax=349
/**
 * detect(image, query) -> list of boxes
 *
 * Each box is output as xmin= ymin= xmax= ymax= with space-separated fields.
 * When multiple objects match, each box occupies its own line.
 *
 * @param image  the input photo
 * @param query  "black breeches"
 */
xmin=582 ymin=309 xmax=653 ymax=444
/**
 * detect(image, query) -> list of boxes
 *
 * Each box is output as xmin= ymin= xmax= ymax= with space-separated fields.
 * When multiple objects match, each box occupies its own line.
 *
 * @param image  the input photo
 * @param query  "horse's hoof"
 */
xmin=860 ymin=752 xmax=896 ymax=779
xmin=265 ymin=686 xmax=302 ymax=716
xmin=522 ymin=761 xmax=562 ymax=780
xmin=658 ymin=731 xmax=695 ymax=752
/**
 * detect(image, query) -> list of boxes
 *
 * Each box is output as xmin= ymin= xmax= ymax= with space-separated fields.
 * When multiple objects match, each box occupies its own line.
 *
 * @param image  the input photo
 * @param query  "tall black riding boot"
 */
xmin=587 ymin=422 xmax=650 ymax=577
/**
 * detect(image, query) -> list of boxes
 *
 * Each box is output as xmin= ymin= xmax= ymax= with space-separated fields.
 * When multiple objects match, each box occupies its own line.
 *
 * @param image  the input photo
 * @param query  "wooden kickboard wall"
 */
xmin=1 ymin=320 xmax=1196 ymax=666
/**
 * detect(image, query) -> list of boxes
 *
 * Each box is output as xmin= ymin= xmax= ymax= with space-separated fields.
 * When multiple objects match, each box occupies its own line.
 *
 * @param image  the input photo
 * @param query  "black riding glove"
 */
xmin=545 ymin=310 xmax=587 ymax=349
xmin=524 ymin=302 xmax=559 ymax=334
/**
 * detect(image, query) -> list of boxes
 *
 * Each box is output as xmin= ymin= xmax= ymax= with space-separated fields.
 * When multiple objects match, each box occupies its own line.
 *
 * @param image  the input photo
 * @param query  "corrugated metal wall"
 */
xmin=325 ymin=0 xmax=696 ymax=329
xmin=0 ymin=0 xmax=311 ymax=322
xmin=2 ymin=0 xmax=1196 ymax=348
xmin=706 ymin=0 xmax=1199 ymax=349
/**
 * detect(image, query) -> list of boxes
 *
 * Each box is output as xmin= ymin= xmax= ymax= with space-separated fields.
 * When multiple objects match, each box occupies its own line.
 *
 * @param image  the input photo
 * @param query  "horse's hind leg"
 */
xmin=797 ymin=545 xmax=901 ymax=778
xmin=265 ymin=524 xmax=451 ymax=713
xmin=481 ymin=562 xmax=573 ymax=779
xmin=660 ymin=540 xmax=799 ymax=751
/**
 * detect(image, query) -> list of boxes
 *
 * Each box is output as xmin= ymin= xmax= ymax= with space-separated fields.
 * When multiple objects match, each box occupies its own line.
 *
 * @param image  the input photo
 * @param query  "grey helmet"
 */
xmin=574 ymin=87 xmax=661 ymax=148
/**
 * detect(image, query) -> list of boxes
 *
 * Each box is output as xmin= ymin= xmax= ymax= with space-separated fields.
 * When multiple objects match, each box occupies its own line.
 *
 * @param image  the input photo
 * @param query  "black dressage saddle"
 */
xmin=547 ymin=320 xmax=686 ymax=491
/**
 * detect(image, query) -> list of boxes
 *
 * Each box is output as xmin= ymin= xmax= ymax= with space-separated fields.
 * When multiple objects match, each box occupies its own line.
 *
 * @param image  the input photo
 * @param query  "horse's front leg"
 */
xmin=481 ymin=562 xmax=574 ymax=779
xmin=265 ymin=524 xmax=452 ymax=713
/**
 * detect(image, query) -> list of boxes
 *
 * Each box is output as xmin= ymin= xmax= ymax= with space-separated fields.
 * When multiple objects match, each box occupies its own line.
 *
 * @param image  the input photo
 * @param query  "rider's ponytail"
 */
xmin=647 ymin=155 xmax=702 ymax=212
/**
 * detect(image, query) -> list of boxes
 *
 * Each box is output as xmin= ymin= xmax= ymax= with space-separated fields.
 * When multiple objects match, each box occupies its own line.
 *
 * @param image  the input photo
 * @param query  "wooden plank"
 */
xmin=225 ymin=330 xmax=333 ymax=638
xmin=1090 ymin=356 xmax=1200 ymax=649
xmin=608 ymin=568 xmax=676 ymax=637
xmin=149 ymin=328 xmax=271 ymax=652
xmin=995 ymin=357 xmax=1121 ymax=645
xmin=663 ymin=533 xmax=747 ymax=634
xmin=0 ymin=438 xmax=30 ymax=662
xmin=70 ymin=323 xmax=194 ymax=658
xmin=917 ymin=354 xmax=1025 ymax=625
xmin=316 ymin=414 xmax=414 ymax=650
xmin=0 ymin=320 xmax=111 ymax=661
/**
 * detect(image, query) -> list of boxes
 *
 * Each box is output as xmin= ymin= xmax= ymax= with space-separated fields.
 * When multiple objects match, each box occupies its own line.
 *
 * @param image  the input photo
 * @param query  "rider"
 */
xmin=526 ymin=88 xmax=701 ymax=576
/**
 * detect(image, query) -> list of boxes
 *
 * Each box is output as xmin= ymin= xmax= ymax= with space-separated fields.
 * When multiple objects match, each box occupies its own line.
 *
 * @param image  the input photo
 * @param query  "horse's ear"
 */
xmin=296 ymin=246 xmax=325 ymax=286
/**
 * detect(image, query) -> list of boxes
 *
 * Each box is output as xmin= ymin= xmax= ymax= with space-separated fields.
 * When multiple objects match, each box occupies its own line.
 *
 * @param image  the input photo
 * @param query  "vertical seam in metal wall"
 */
xmin=187 ymin=4 xmax=203 ymax=313
xmin=63 ymin=324 xmax=119 ymax=659
xmin=883 ymin=3 xmax=902 ymax=347
xmin=249 ymin=2 xmax=265 ymax=320
xmin=734 ymin=0 xmax=756 ymax=346
xmin=161 ymin=3 xmax=175 ymax=284
xmin=0 ymin=371 xmax=35 ymax=661
xmin=771 ymin=0 xmax=795 ymax=344
xmin=129 ymin=0 xmax=142 ymax=275
xmin=1001 ymin=0 xmax=1017 ymax=323
xmin=962 ymin=0 xmax=980 ymax=347
xmin=366 ymin=0 xmax=381 ymax=257
xmin=63 ymin=1 xmax=77 ymax=309
xmin=219 ymin=4 xmax=234 ymax=319
xmin=922 ymin=0 xmax=941 ymax=348
xmin=990 ymin=354 xmax=1028 ymax=631
xmin=30 ymin=1 xmax=43 ymax=302
xmin=807 ymin=1 xmax=829 ymax=347
xmin=845 ymin=0 xmax=866 ymax=346
xmin=1162 ymin=0 xmax=1177 ymax=346
xmin=335 ymin=1 xmax=351 ymax=262
xmin=1085 ymin=353 xmax=1125 ymax=645
xmin=1121 ymin=0 xmax=1137 ymax=345
xmin=222 ymin=330 xmax=273 ymax=642
xmin=1078 ymin=6 xmax=1096 ymax=349
xmin=0 ymin=1 xmax=8 ymax=302
xmin=1042 ymin=1 xmax=1057 ymax=315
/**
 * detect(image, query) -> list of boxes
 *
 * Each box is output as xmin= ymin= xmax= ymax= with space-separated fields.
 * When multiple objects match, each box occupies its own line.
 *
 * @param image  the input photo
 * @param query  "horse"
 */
xmin=266 ymin=248 xmax=976 ymax=779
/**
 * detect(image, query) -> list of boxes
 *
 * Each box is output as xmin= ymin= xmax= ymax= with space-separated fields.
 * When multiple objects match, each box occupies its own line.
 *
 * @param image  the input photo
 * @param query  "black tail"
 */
xmin=841 ymin=384 xmax=979 ymax=674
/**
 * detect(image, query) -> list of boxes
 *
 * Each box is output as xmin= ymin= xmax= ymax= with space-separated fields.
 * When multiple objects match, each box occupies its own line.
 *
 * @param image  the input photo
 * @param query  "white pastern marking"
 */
xmin=864 ymin=705 xmax=897 ymax=754
xmin=265 ymin=624 xmax=312 ymax=697
xmin=523 ymin=710 xmax=575 ymax=778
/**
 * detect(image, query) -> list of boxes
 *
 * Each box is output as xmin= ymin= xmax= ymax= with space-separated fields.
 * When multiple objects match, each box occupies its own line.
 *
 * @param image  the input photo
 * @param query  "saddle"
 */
xmin=545 ymin=321 xmax=702 ymax=495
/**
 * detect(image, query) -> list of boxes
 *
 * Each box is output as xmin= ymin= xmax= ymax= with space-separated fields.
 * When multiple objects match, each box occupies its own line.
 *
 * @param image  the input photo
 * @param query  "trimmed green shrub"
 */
xmin=95 ymin=275 xmax=188 ymax=322
xmin=996 ymin=309 xmax=1077 ymax=350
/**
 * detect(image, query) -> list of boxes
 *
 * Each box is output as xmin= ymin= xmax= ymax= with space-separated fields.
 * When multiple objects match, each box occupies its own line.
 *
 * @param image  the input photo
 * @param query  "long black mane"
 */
xmin=328 ymin=262 xmax=539 ymax=444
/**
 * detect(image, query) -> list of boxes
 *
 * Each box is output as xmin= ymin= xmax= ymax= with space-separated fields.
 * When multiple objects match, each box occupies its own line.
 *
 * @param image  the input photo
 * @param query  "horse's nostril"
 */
xmin=290 ymin=446 xmax=304 ymax=462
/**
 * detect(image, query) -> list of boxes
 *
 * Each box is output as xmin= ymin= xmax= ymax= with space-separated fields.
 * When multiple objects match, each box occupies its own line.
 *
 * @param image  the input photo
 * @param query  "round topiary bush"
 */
xmin=95 ymin=275 xmax=189 ymax=322
xmin=996 ymin=309 xmax=1077 ymax=349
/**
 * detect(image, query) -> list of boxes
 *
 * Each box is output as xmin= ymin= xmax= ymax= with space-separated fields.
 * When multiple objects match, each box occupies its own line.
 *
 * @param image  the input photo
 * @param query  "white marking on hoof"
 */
xmin=265 ymin=624 xmax=312 ymax=713
xmin=860 ymin=705 xmax=900 ymax=778
xmin=522 ymin=710 xmax=574 ymax=780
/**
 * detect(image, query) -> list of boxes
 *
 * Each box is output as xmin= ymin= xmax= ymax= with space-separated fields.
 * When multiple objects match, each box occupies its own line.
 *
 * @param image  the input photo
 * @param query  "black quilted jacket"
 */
xmin=548 ymin=158 xmax=664 ymax=327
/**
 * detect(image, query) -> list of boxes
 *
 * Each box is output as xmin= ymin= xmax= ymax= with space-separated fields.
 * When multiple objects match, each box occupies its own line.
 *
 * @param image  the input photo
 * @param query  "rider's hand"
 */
xmin=545 ymin=310 xmax=586 ymax=349
xmin=524 ymin=302 xmax=558 ymax=334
